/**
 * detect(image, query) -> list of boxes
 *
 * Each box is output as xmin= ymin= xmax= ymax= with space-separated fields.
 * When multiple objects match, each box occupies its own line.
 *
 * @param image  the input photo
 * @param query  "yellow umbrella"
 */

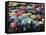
xmin=9 ymin=12 xmax=16 ymax=16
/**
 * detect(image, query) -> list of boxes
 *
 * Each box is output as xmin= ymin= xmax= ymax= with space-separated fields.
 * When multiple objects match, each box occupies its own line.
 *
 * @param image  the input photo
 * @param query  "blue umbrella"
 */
xmin=9 ymin=16 xmax=18 ymax=22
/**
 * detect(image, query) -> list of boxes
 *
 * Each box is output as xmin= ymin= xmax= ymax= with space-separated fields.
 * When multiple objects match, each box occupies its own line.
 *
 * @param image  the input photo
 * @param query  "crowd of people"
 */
xmin=7 ymin=2 xmax=45 ymax=33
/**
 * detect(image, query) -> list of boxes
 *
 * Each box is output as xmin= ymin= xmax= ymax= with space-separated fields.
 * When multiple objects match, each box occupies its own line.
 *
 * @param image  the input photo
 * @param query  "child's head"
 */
xmin=32 ymin=3 xmax=36 ymax=10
